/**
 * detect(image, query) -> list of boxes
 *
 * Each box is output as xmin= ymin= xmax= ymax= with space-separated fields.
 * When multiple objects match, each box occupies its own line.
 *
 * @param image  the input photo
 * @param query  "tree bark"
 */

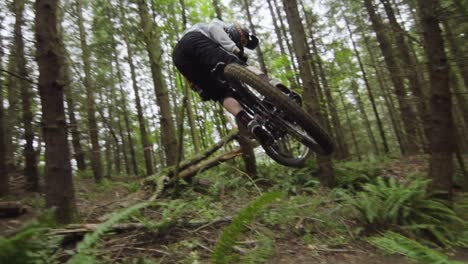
xmin=364 ymin=0 xmax=420 ymax=155
xmin=417 ymin=0 xmax=454 ymax=197
xmin=137 ymin=0 xmax=178 ymax=167
xmin=282 ymin=0 xmax=335 ymax=187
xmin=14 ymin=0 xmax=39 ymax=191
xmin=77 ymin=0 xmax=103 ymax=182
xmin=35 ymin=0 xmax=77 ymax=223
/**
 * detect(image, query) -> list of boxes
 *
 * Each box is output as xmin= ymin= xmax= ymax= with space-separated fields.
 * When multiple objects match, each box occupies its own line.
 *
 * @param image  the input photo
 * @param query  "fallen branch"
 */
xmin=170 ymin=130 xmax=238 ymax=175
xmin=168 ymin=148 xmax=243 ymax=185
xmin=143 ymin=131 xmax=239 ymax=187
xmin=48 ymin=217 xmax=231 ymax=237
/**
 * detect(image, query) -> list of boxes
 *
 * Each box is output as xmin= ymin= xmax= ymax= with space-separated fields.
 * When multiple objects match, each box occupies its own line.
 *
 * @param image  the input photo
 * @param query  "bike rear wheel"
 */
xmin=224 ymin=63 xmax=334 ymax=156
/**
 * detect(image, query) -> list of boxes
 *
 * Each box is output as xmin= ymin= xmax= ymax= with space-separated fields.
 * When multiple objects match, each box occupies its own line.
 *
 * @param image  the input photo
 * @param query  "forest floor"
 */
xmin=1 ymin=155 xmax=468 ymax=263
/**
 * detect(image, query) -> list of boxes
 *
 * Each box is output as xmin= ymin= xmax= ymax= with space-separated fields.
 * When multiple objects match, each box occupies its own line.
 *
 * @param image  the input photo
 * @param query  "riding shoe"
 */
xmin=269 ymin=79 xmax=302 ymax=106
xmin=236 ymin=110 xmax=274 ymax=145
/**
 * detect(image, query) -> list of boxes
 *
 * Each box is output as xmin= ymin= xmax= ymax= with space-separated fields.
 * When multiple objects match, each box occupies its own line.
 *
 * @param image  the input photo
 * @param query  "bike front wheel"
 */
xmin=224 ymin=63 xmax=334 ymax=156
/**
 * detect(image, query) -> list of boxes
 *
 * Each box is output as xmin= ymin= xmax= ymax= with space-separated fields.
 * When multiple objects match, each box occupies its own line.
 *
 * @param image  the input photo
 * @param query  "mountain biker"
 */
xmin=172 ymin=18 xmax=278 ymax=144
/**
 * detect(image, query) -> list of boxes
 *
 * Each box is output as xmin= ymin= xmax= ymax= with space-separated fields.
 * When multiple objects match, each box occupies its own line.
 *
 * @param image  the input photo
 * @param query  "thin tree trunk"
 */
xmin=77 ymin=0 xmax=103 ymax=182
xmin=443 ymin=20 xmax=468 ymax=90
xmin=381 ymin=0 xmax=431 ymax=147
xmin=350 ymin=80 xmax=379 ymax=155
xmin=0 ymin=28 xmax=8 ymax=196
xmin=137 ymin=0 xmax=178 ymax=167
xmin=364 ymin=0 xmax=420 ymax=155
xmin=5 ymin=55 xmax=18 ymax=170
xmin=302 ymin=5 xmax=349 ymax=158
xmin=273 ymin=0 xmax=301 ymax=86
xmin=242 ymin=0 xmax=268 ymax=74
xmin=338 ymin=88 xmax=361 ymax=161
xmin=35 ymin=0 xmax=77 ymax=223
xmin=14 ymin=0 xmax=39 ymax=191
xmin=212 ymin=0 xmax=223 ymax=20
xmin=118 ymin=0 xmax=154 ymax=175
xmin=282 ymin=0 xmax=335 ymax=187
xmin=343 ymin=12 xmax=389 ymax=154
xmin=417 ymin=0 xmax=454 ymax=197
xmin=110 ymin=33 xmax=138 ymax=177
xmin=58 ymin=5 xmax=86 ymax=172
xmin=266 ymin=0 xmax=297 ymax=89
xmin=363 ymin=34 xmax=405 ymax=154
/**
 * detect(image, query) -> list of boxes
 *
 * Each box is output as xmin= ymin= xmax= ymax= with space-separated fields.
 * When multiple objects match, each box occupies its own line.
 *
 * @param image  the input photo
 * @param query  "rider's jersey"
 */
xmin=183 ymin=19 xmax=238 ymax=54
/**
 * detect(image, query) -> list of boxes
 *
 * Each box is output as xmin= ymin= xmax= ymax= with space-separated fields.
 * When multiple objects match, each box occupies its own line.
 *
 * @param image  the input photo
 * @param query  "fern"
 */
xmin=241 ymin=233 xmax=275 ymax=264
xmin=68 ymin=202 xmax=153 ymax=264
xmin=211 ymin=192 xmax=282 ymax=264
xmin=345 ymin=176 xmax=467 ymax=246
xmin=0 ymin=212 xmax=61 ymax=264
xmin=368 ymin=231 xmax=463 ymax=264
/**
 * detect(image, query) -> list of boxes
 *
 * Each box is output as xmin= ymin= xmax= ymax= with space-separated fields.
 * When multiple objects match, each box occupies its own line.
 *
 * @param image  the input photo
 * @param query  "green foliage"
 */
xmin=368 ymin=231 xmax=463 ymax=264
xmin=0 ymin=212 xmax=61 ymax=264
xmin=334 ymin=158 xmax=389 ymax=188
xmin=211 ymin=192 xmax=282 ymax=264
xmin=345 ymin=176 xmax=467 ymax=246
xmin=68 ymin=202 xmax=153 ymax=264
xmin=241 ymin=233 xmax=275 ymax=264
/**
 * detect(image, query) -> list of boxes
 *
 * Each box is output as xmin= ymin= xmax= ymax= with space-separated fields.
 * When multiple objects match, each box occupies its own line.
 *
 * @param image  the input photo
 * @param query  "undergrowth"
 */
xmin=343 ymin=176 xmax=468 ymax=247
xmin=368 ymin=231 xmax=464 ymax=264
xmin=69 ymin=202 xmax=153 ymax=264
xmin=0 ymin=212 xmax=60 ymax=264
xmin=211 ymin=191 xmax=283 ymax=264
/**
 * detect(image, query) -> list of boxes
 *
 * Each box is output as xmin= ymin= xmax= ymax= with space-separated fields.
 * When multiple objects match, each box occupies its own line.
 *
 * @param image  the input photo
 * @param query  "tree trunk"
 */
xmin=363 ymin=33 xmax=405 ymax=154
xmin=5 ymin=53 xmax=20 ymax=169
xmin=212 ymin=0 xmax=223 ymax=20
xmin=110 ymin=34 xmax=138 ymax=177
xmin=417 ymin=0 xmax=455 ymax=197
xmin=118 ymin=0 xmax=154 ymax=175
xmin=266 ymin=0 xmax=298 ymax=89
xmin=443 ymin=19 xmax=468 ymax=91
xmin=77 ymin=0 xmax=103 ymax=182
xmin=282 ymin=0 xmax=335 ymax=187
xmin=338 ymin=88 xmax=362 ymax=160
xmin=14 ymin=0 xmax=39 ymax=191
xmin=35 ymin=0 xmax=77 ymax=223
xmin=242 ymin=0 xmax=268 ymax=75
xmin=350 ymin=80 xmax=379 ymax=155
xmin=343 ymin=12 xmax=389 ymax=154
xmin=137 ymin=0 xmax=178 ymax=167
xmin=273 ymin=0 xmax=301 ymax=86
xmin=303 ymin=6 xmax=349 ymax=159
xmin=364 ymin=0 xmax=420 ymax=155
xmin=380 ymin=0 xmax=431 ymax=147
xmin=0 ymin=29 xmax=8 ymax=197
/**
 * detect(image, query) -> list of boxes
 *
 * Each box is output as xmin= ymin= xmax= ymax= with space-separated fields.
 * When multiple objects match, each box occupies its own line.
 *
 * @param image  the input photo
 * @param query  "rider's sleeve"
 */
xmin=208 ymin=19 xmax=238 ymax=53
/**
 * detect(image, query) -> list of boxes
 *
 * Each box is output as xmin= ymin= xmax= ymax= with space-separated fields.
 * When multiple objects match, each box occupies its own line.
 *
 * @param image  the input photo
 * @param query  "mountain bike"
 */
xmin=213 ymin=63 xmax=334 ymax=167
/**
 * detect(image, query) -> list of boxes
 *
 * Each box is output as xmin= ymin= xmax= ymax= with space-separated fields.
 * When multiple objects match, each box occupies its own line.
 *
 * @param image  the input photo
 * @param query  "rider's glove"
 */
xmin=239 ymin=53 xmax=248 ymax=63
xmin=233 ymin=47 xmax=248 ymax=64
